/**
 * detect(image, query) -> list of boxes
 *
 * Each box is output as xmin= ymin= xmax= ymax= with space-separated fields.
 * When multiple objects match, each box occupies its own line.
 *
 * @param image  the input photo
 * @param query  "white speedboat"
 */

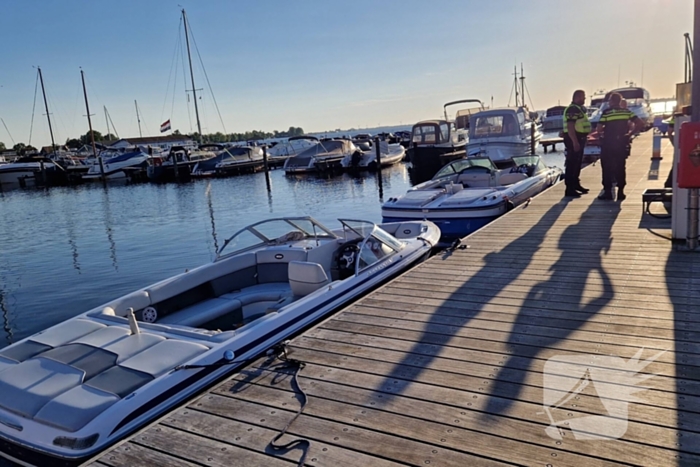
xmin=382 ymin=155 xmax=561 ymax=243
xmin=0 ymin=216 xmax=439 ymax=466
xmin=340 ymin=140 xmax=405 ymax=170
xmin=283 ymin=139 xmax=359 ymax=174
xmin=83 ymin=150 xmax=150 ymax=181
xmin=465 ymin=107 xmax=542 ymax=168
xmin=266 ymin=136 xmax=319 ymax=167
xmin=0 ymin=156 xmax=61 ymax=186
xmin=191 ymin=146 xmax=264 ymax=177
xmin=542 ymin=105 xmax=566 ymax=132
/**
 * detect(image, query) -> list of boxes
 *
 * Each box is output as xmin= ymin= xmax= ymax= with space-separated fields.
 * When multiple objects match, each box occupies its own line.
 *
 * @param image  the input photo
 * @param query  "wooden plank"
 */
xmin=221 ymin=365 xmax=699 ymax=465
xmin=92 ymin=441 xmax=201 ymax=467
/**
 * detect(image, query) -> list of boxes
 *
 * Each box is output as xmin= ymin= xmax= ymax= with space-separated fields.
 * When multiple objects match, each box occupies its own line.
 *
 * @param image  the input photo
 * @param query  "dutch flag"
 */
xmin=160 ymin=119 xmax=171 ymax=133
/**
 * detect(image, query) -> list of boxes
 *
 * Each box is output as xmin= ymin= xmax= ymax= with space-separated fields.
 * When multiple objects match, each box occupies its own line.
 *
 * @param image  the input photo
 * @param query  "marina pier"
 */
xmin=91 ymin=132 xmax=700 ymax=466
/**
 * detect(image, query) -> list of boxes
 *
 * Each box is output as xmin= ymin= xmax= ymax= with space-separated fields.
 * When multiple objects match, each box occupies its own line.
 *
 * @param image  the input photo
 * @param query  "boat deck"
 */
xmin=92 ymin=132 xmax=700 ymax=467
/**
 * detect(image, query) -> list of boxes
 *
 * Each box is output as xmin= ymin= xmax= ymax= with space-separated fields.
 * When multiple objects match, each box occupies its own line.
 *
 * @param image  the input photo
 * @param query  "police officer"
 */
xmin=597 ymin=92 xmax=643 ymax=201
xmin=562 ymin=90 xmax=591 ymax=197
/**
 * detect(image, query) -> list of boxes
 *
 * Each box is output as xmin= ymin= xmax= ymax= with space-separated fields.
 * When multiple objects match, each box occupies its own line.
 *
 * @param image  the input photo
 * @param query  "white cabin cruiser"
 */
xmin=83 ymin=151 xmax=150 ymax=181
xmin=382 ymin=155 xmax=561 ymax=243
xmin=0 ymin=156 xmax=60 ymax=186
xmin=341 ymin=140 xmax=405 ymax=170
xmin=466 ymin=107 xmax=542 ymax=168
xmin=589 ymin=87 xmax=653 ymax=131
xmin=191 ymin=146 xmax=264 ymax=177
xmin=283 ymin=140 xmax=359 ymax=174
xmin=0 ymin=216 xmax=439 ymax=466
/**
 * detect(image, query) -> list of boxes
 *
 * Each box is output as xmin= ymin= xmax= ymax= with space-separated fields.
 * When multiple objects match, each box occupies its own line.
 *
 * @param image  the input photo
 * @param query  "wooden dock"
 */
xmin=92 ymin=132 xmax=700 ymax=467
xmin=540 ymin=137 xmax=564 ymax=153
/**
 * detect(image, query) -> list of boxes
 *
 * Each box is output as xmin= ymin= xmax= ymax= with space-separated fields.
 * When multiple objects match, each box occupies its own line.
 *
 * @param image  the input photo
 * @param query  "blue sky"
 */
xmin=0 ymin=0 xmax=692 ymax=147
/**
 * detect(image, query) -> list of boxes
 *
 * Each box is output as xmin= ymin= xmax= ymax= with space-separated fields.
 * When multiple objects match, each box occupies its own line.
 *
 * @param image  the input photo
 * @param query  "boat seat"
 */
xmin=256 ymin=248 xmax=308 ymax=283
xmin=498 ymin=172 xmax=528 ymax=185
xmin=102 ymin=333 xmax=165 ymax=363
xmin=118 ymin=339 xmax=209 ymax=378
xmin=157 ymin=297 xmax=243 ymax=327
xmin=34 ymin=384 xmax=119 ymax=433
xmin=0 ymin=356 xmax=16 ymax=374
xmin=0 ymin=357 xmax=85 ymax=418
xmin=30 ymin=319 xmax=106 ymax=347
xmin=288 ymin=261 xmax=329 ymax=297
xmin=457 ymin=172 xmax=493 ymax=187
xmin=220 ymin=282 xmax=291 ymax=305
xmin=72 ymin=326 xmax=131 ymax=348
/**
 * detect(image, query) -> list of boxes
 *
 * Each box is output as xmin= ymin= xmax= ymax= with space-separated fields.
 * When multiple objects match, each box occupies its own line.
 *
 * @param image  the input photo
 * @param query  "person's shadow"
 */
xmin=373 ymin=198 xmax=572 ymax=405
xmin=482 ymin=201 xmax=621 ymax=417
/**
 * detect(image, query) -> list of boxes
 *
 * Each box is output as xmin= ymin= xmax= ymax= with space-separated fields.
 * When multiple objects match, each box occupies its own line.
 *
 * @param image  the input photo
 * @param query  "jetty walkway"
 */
xmin=92 ymin=132 xmax=700 ymax=467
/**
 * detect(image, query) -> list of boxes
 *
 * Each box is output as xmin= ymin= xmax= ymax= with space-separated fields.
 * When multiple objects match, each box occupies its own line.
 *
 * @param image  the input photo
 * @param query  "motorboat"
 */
xmin=408 ymin=99 xmax=483 ymax=182
xmin=0 ymin=216 xmax=440 ymax=466
xmin=382 ymin=155 xmax=562 ymax=243
xmin=83 ymin=150 xmax=150 ymax=181
xmin=266 ymin=136 xmax=319 ymax=167
xmin=0 ymin=156 xmax=61 ymax=187
xmin=465 ymin=107 xmax=542 ymax=168
xmin=589 ymin=87 xmax=653 ymax=131
xmin=541 ymin=106 xmax=566 ymax=132
xmin=340 ymin=140 xmax=405 ymax=170
xmin=191 ymin=146 xmax=265 ymax=177
xmin=283 ymin=139 xmax=360 ymax=174
xmin=147 ymin=146 xmax=216 ymax=182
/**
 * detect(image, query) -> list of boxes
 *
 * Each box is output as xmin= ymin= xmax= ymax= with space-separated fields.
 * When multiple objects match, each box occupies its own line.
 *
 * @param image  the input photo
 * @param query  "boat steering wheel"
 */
xmin=337 ymin=243 xmax=360 ymax=277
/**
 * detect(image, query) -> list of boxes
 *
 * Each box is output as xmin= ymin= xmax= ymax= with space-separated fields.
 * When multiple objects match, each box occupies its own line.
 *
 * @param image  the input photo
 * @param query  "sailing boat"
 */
xmin=0 ymin=68 xmax=70 ymax=187
xmin=147 ymin=8 xmax=217 ymax=182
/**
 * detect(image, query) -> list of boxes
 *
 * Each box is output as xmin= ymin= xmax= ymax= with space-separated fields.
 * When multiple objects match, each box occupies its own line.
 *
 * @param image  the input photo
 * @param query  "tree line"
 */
xmin=0 ymin=126 xmax=305 ymax=154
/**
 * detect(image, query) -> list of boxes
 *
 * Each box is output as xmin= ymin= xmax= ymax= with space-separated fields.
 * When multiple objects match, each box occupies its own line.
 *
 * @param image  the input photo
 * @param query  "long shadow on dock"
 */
xmin=482 ymin=202 xmax=620 ymax=417
xmin=667 ymin=247 xmax=700 ymax=467
xmin=375 ymin=198 xmax=571 ymax=404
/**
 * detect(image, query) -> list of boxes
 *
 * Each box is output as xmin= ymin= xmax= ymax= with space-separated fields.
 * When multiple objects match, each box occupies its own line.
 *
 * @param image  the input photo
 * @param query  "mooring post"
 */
xmin=530 ymin=124 xmax=536 ymax=155
xmin=374 ymin=136 xmax=381 ymax=171
xmin=263 ymin=146 xmax=269 ymax=174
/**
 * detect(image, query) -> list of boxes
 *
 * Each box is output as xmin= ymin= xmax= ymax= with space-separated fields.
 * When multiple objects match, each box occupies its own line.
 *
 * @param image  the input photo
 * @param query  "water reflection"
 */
xmin=100 ymin=185 xmax=119 ymax=272
xmin=205 ymin=182 xmax=219 ymax=253
xmin=0 ymin=289 xmax=12 ymax=346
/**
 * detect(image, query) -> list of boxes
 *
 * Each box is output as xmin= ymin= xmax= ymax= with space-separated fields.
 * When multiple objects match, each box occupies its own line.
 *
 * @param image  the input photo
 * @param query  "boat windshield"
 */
xmin=412 ymin=123 xmax=450 ymax=144
xmin=218 ymin=217 xmax=337 ymax=257
xmin=470 ymin=113 xmax=519 ymax=138
xmin=511 ymin=155 xmax=548 ymax=175
xmin=433 ymin=157 xmax=496 ymax=179
xmin=340 ymin=219 xmax=405 ymax=273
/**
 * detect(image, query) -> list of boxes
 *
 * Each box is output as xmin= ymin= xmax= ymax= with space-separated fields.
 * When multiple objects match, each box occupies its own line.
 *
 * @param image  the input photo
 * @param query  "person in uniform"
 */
xmin=562 ymin=90 xmax=591 ymax=198
xmin=597 ymin=92 xmax=644 ymax=201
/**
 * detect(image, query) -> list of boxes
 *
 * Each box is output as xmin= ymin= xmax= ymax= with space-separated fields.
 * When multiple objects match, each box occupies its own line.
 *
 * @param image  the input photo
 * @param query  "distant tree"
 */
xmin=79 ymin=130 xmax=103 ymax=145
xmin=13 ymin=143 xmax=26 ymax=153
xmin=65 ymin=138 xmax=81 ymax=149
xmin=173 ymin=129 xmax=181 ymax=135
xmin=0 ymin=142 xmax=5 ymax=151
xmin=26 ymin=145 xmax=37 ymax=153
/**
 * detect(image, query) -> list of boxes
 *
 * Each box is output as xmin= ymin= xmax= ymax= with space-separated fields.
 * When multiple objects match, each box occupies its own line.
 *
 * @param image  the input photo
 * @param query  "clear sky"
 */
xmin=0 ymin=0 xmax=692 ymax=148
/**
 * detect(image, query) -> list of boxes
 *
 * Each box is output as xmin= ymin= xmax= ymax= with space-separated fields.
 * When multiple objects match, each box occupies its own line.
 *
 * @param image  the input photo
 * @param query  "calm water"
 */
xmin=0 ymin=147 xmax=564 ymax=349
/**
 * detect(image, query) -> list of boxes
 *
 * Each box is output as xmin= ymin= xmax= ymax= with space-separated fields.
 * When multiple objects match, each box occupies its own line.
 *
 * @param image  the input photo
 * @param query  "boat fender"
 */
xmin=142 ymin=306 xmax=159 ymax=323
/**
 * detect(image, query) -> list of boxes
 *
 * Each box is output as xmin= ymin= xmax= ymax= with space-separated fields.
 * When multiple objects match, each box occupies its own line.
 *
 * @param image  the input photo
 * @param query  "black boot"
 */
xmin=575 ymin=185 xmax=590 ymax=194
xmin=617 ymin=188 xmax=626 ymax=201
xmin=565 ymin=189 xmax=581 ymax=198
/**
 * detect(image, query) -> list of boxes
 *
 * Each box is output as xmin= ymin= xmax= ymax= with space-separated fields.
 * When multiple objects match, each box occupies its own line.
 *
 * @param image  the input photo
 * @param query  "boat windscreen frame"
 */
xmin=338 ymin=219 xmax=405 ymax=276
xmin=433 ymin=157 xmax=497 ymax=179
xmin=216 ymin=216 xmax=338 ymax=259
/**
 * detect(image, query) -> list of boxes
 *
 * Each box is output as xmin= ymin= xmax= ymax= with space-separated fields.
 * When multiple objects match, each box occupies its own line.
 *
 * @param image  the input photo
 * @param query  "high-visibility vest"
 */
xmin=599 ymin=108 xmax=635 ymax=124
xmin=562 ymin=103 xmax=591 ymax=134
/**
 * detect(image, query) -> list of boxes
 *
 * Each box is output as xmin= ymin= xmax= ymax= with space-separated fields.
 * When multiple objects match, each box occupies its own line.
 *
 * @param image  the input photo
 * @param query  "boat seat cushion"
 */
xmin=157 ymin=297 xmax=243 ymax=327
xmin=30 ymin=319 xmax=106 ymax=347
xmin=498 ymin=172 xmax=528 ymax=185
xmin=219 ymin=282 xmax=291 ymax=305
xmin=288 ymin=261 xmax=329 ymax=297
xmin=0 ymin=356 xmax=16 ymax=374
xmin=72 ymin=326 xmax=131 ymax=348
xmin=0 ymin=340 xmax=52 ymax=363
xmin=119 ymin=339 xmax=209 ymax=377
xmin=256 ymin=249 xmax=308 ymax=283
xmin=103 ymin=333 xmax=165 ymax=363
xmin=34 ymin=385 xmax=119 ymax=432
xmin=146 ymin=253 xmax=256 ymax=304
xmin=0 ymin=358 xmax=85 ymax=418
xmin=457 ymin=172 xmax=493 ymax=187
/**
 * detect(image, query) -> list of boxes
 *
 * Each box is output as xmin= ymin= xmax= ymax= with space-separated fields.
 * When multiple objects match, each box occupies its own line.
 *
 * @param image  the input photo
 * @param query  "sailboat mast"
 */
xmin=520 ymin=63 xmax=525 ymax=108
xmin=37 ymin=67 xmax=57 ymax=154
xmin=134 ymin=100 xmax=142 ymax=137
xmin=81 ymin=69 xmax=98 ymax=159
xmin=513 ymin=66 xmax=519 ymax=109
xmin=182 ymin=8 xmax=203 ymax=143
xmin=104 ymin=106 xmax=110 ymax=141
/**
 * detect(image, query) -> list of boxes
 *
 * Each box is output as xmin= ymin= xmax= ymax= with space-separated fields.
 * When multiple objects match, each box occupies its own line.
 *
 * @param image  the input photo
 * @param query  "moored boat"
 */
xmin=283 ymin=139 xmax=360 ymax=174
xmin=382 ymin=155 xmax=561 ymax=243
xmin=340 ymin=140 xmax=405 ymax=170
xmin=0 ymin=216 xmax=439 ymax=466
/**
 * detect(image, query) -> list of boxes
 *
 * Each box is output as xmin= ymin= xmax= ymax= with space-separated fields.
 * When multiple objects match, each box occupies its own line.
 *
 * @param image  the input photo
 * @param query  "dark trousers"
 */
xmin=563 ymin=134 xmax=586 ymax=190
xmin=601 ymin=144 xmax=627 ymax=191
